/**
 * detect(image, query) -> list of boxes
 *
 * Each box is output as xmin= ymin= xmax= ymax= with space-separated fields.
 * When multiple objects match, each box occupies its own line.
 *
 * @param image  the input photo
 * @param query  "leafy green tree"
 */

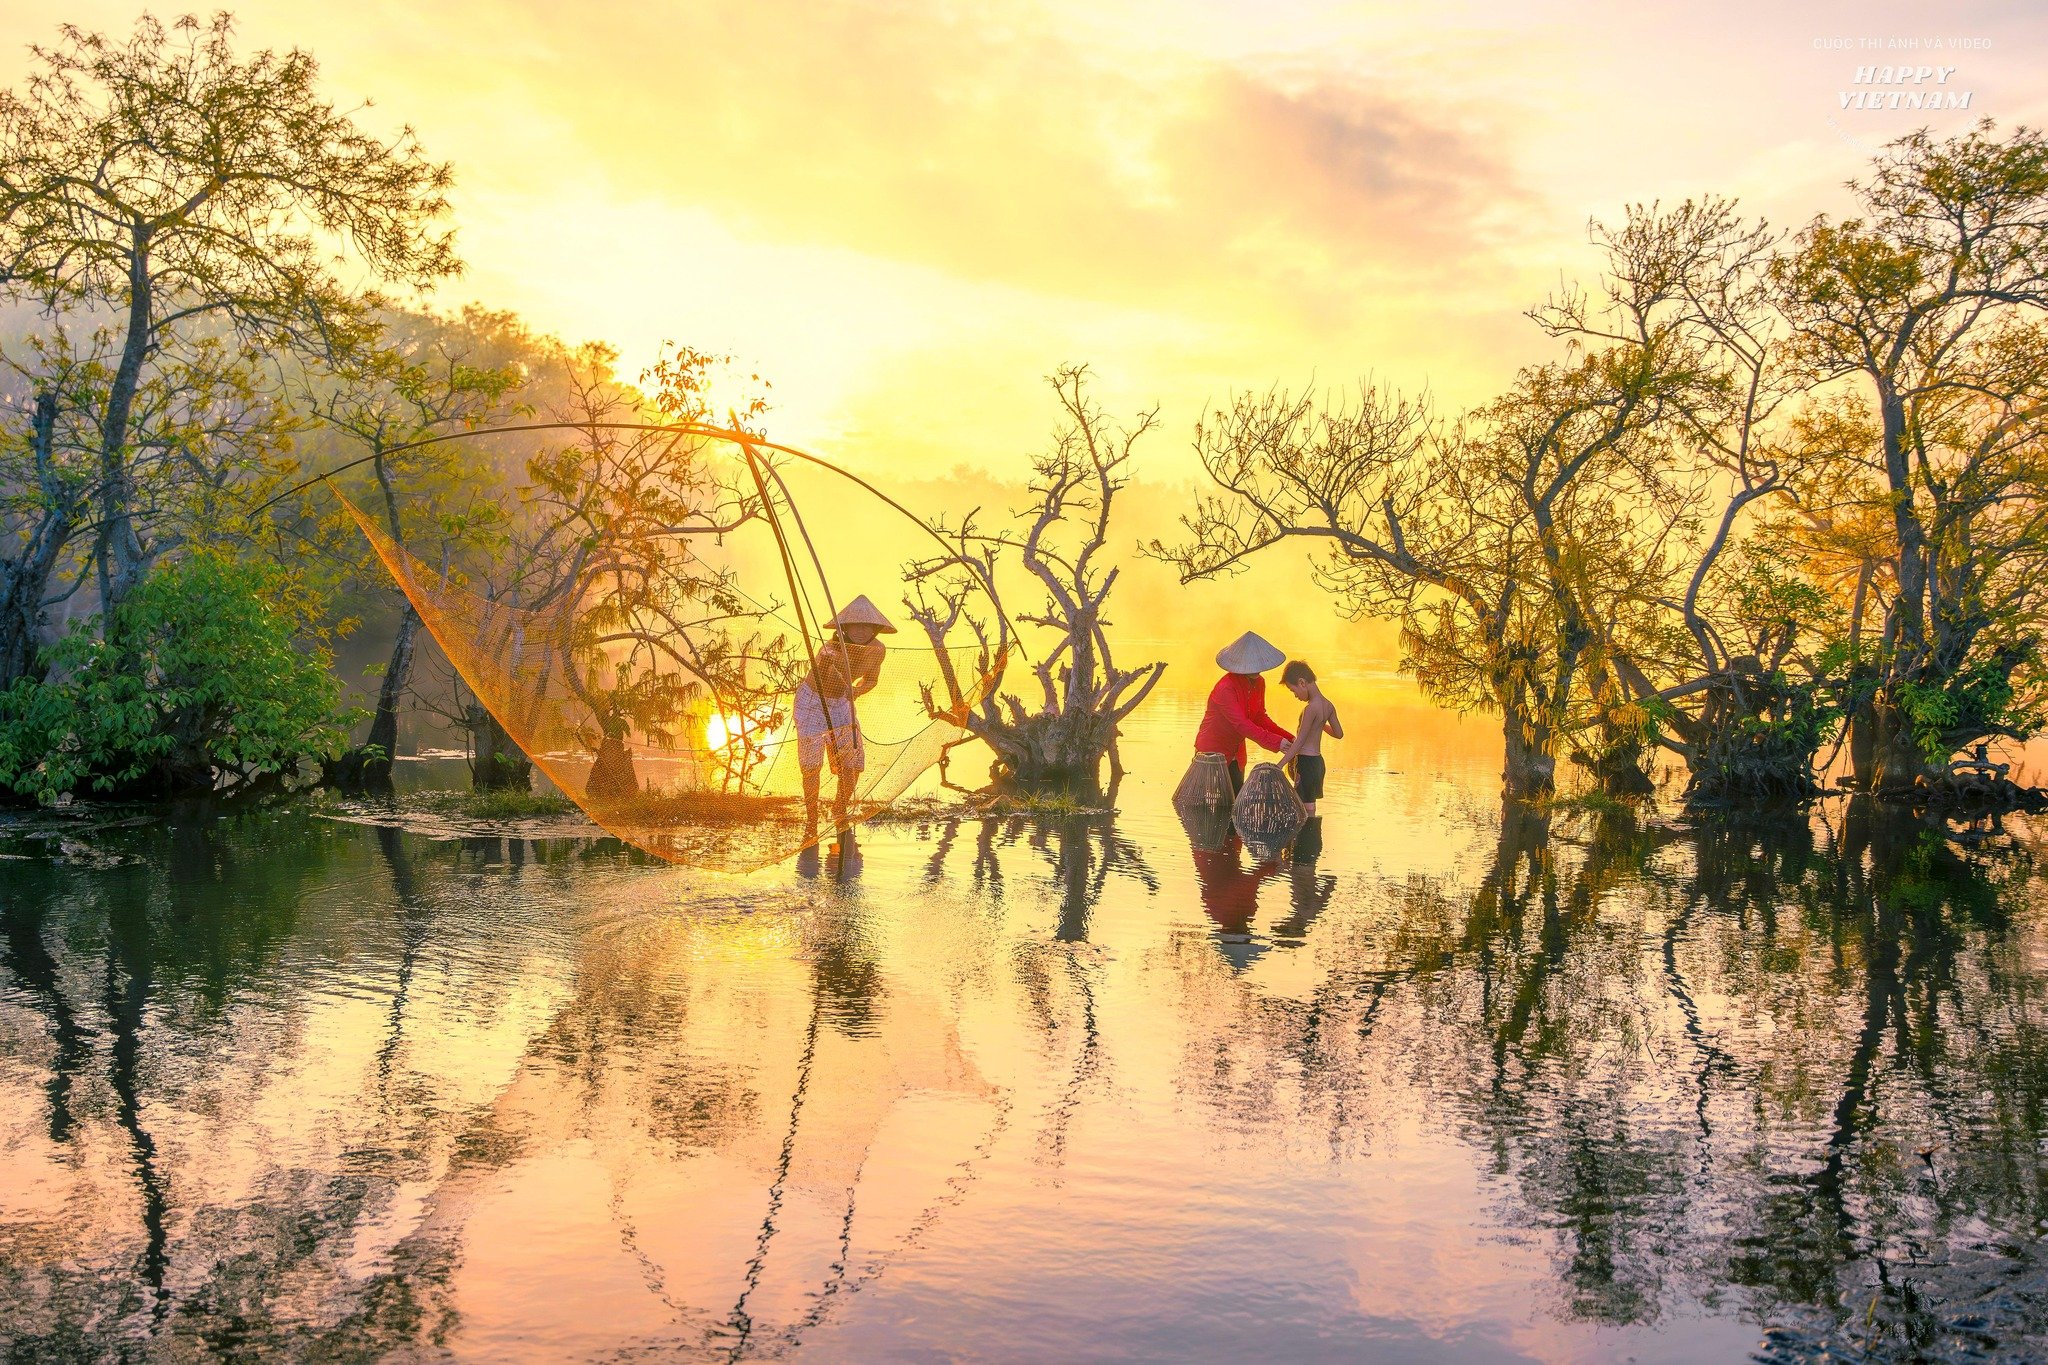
xmin=0 ymin=553 xmax=355 ymax=799
xmin=443 ymin=341 xmax=789 ymax=799
xmin=0 ymin=12 xmax=457 ymax=616
xmin=0 ymin=307 xmax=298 ymax=689
xmin=307 ymin=308 xmax=529 ymax=788
xmin=1154 ymin=334 xmax=1704 ymax=799
xmin=1773 ymin=120 xmax=2048 ymax=789
xmin=1526 ymin=199 xmax=1833 ymax=799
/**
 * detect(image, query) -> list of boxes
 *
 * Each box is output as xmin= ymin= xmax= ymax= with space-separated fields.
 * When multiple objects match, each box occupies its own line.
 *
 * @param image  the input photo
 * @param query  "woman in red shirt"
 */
xmin=1194 ymin=631 xmax=1293 ymax=792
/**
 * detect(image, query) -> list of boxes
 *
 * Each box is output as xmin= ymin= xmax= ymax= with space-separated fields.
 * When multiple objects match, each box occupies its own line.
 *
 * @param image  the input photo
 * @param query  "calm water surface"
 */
xmin=2 ymin=691 xmax=2046 ymax=1362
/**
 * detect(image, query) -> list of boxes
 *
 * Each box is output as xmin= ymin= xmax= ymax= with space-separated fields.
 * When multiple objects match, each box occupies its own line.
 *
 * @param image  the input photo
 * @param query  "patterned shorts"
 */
xmin=794 ymin=683 xmax=864 ymax=773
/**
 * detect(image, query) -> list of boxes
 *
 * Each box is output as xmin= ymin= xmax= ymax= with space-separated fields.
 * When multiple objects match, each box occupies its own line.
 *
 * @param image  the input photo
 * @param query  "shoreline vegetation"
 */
xmin=0 ymin=13 xmax=2044 ymax=824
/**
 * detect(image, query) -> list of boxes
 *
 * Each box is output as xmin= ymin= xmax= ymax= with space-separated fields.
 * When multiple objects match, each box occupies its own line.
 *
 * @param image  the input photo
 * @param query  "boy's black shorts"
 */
xmin=1294 ymin=755 xmax=1325 ymax=803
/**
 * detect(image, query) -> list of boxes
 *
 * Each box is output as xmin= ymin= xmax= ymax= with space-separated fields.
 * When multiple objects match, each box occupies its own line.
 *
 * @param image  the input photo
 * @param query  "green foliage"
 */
xmin=1637 ymin=692 xmax=1685 ymax=743
xmin=1726 ymin=549 xmax=1836 ymax=646
xmin=1894 ymin=679 xmax=1961 ymax=762
xmin=1537 ymin=786 xmax=1641 ymax=817
xmin=977 ymin=788 xmax=1107 ymax=817
xmin=0 ymin=13 xmax=457 ymax=330
xmin=471 ymin=746 xmax=531 ymax=791
xmin=0 ymin=11 xmax=464 ymax=615
xmin=1895 ymin=651 xmax=2042 ymax=764
xmin=416 ymin=788 xmax=576 ymax=820
xmin=514 ymin=342 xmax=797 ymax=770
xmin=0 ymin=556 xmax=357 ymax=801
xmin=1688 ymin=695 xmax=1837 ymax=801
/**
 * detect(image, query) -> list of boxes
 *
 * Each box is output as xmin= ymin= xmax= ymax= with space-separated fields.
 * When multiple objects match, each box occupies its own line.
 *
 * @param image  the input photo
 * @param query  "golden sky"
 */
xmin=15 ymin=0 xmax=2044 ymax=479
xmin=9 ymin=2 xmax=2046 ymax=680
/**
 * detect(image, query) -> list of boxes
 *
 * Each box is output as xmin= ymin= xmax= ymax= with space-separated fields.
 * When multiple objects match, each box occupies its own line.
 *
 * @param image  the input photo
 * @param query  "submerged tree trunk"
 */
xmin=1681 ymin=676 xmax=1828 ymax=804
xmin=1845 ymin=690 xmax=1876 ymax=789
xmin=331 ymin=606 xmax=421 ymax=790
xmin=1502 ymin=704 xmax=1557 ymax=801
xmin=1578 ymin=663 xmax=1656 ymax=797
xmin=1576 ymin=723 xmax=1655 ymax=797
xmin=979 ymin=708 xmax=1119 ymax=797
xmin=1847 ymin=696 xmax=1941 ymax=794
xmin=586 ymin=729 xmax=639 ymax=802
xmin=467 ymin=705 xmax=532 ymax=792
xmin=365 ymin=608 xmax=421 ymax=765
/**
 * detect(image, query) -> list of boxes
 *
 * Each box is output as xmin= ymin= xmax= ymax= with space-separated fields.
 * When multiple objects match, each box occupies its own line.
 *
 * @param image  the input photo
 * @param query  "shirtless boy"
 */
xmin=1278 ymin=661 xmax=1342 ymax=815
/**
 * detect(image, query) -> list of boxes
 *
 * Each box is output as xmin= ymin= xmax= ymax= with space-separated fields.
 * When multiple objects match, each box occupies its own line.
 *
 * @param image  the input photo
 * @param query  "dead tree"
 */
xmin=906 ymin=366 xmax=1165 ymax=797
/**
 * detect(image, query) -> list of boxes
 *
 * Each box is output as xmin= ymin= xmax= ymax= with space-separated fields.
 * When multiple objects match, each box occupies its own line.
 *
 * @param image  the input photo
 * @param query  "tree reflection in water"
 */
xmin=1141 ymin=793 xmax=2048 ymax=1354
xmin=1418 ymin=799 xmax=2039 ymax=1353
xmin=0 ymin=799 xmax=2044 ymax=1359
xmin=921 ymin=813 xmax=1155 ymax=1177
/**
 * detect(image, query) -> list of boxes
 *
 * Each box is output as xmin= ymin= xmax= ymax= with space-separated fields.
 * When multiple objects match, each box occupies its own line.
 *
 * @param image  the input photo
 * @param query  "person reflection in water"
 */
xmin=796 ymin=826 xmax=865 ymax=881
xmin=1271 ymin=822 xmax=1333 ymax=943
xmin=1183 ymin=791 xmax=1285 ymax=970
xmin=1181 ymin=767 xmax=1330 ymax=969
xmin=1193 ymin=631 xmax=1293 ymax=794
xmin=794 ymin=595 xmax=893 ymax=837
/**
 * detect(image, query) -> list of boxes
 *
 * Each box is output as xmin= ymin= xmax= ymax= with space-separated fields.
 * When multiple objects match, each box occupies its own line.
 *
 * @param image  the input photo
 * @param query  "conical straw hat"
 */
xmin=827 ymin=594 xmax=897 ymax=633
xmin=1215 ymin=631 xmax=1283 ymax=673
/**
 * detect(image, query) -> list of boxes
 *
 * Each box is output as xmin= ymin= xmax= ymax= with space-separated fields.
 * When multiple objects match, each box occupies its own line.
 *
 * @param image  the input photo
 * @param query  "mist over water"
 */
xmin=1 ymin=685 xmax=2045 ymax=1362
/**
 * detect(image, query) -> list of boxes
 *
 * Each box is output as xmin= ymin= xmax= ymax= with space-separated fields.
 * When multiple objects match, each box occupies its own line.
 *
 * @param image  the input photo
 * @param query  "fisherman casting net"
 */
xmin=326 ymin=421 xmax=1007 ymax=872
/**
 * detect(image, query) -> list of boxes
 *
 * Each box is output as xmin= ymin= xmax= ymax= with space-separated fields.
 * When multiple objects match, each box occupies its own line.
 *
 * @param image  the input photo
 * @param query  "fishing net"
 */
xmin=335 ymin=424 xmax=1006 ymax=872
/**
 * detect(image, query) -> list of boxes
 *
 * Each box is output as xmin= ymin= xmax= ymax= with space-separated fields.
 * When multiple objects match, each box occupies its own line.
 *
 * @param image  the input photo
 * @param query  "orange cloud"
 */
xmin=436 ymin=0 xmax=1535 ymax=330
